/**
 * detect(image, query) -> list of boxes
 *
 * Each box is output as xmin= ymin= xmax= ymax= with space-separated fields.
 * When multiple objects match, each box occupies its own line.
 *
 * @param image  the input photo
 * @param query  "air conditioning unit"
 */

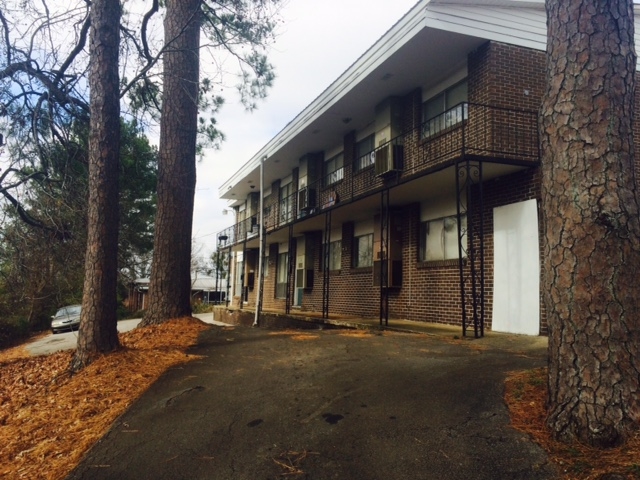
xmin=374 ymin=144 xmax=403 ymax=177
xmin=298 ymin=187 xmax=316 ymax=212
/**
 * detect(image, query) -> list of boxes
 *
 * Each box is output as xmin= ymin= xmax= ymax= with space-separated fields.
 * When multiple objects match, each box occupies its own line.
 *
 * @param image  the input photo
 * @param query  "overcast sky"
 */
xmin=192 ymin=0 xmax=420 ymax=258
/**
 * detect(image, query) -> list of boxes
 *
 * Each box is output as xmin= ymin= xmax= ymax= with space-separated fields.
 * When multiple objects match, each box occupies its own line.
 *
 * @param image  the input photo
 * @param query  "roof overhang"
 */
xmin=219 ymin=0 xmax=639 ymax=203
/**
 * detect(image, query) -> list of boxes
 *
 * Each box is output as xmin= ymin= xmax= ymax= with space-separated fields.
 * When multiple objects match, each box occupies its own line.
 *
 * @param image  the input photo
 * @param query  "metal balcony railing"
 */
xmin=216 ymin=103 xmax=539 ymax=248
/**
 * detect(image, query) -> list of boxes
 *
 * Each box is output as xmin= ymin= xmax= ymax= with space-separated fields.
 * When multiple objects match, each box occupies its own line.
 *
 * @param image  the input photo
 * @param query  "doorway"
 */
xmin=491 ymin=199 xmax=540 ymax=335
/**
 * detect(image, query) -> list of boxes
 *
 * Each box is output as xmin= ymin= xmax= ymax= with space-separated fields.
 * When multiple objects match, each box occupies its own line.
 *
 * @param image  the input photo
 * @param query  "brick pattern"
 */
xmin=261 ymin=243 xmax=285 ymax=312
xmin=468 ymin=41 xmax=546 ymax=110
xmin=241 ymin=40 xmax=551 ymax=332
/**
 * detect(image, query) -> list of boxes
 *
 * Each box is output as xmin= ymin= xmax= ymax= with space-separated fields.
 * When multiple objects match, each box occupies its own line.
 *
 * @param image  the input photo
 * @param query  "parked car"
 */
xmin=51 ymin=304 xmax=82 ymax=333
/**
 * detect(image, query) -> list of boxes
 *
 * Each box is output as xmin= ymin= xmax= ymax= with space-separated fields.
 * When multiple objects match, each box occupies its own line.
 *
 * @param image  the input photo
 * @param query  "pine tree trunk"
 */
xmin=540 ymin=0 xmax=640 ymax=447
xmin=71 ymin=0 xmax=121 ymax=371
xmin=140 ymin=0 xmax=201 ymax=326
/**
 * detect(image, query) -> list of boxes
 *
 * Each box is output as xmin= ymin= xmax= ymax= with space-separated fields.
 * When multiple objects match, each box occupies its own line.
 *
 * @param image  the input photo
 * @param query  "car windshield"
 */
xmin=56 ymin=305 xmax=81 ymax=317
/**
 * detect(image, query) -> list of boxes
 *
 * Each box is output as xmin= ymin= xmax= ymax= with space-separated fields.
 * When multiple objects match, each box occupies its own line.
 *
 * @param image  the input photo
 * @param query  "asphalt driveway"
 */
xmin=68 ymin=325 xmax=556 ymax=480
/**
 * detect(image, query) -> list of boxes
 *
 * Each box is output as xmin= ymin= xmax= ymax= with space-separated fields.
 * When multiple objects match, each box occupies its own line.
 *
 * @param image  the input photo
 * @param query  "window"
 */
xmin=325 ymin=240 xmax=341 ymax=271
xmin=419 ymin=214 xmax=467 ymax=261
xmin=354 ymin=134 xmax=375 ymax=171
xmin=280 ymin=183 xmax=293 ymax=223
xmin=422 ymin=80 xmax=468 ymax=138
xmin=276 ymin=252 xmax=288 ymax=298
xmin=354 ymin=233 xmax=373 ymax=268
xmin=321 ymin=240 xmax=341 ymax=271
xmin=263 ymin=250 xmax=269 ymax=277
xmin=325 ymin=153 xmax=344 ymax=186
xmin=234 ymin=256 xmax=244 ymax=298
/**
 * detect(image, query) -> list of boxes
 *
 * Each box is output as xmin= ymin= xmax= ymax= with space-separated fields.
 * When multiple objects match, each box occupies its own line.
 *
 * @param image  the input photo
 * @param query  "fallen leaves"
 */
xmin=273 ymin=450 xmax=319 ymax=476
xmin=267 ymin=330 xmax=320 ymax=341
xmin=505 ymin=367 xmax=640 ymax=480
xmin=4 ymin=322 xmax=639 ymax=480
xmin=0 ymin=317 xmax=210 ymax=480
xmin=337 ymin=330 xmax=375 ymax=338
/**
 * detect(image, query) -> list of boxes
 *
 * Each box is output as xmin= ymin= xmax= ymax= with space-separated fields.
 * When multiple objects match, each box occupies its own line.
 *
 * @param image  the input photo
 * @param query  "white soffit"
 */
xmin=220 ymin=0 xmax=640 ymax=200
xmin=220 ymin=1 xmax=428 ymax=198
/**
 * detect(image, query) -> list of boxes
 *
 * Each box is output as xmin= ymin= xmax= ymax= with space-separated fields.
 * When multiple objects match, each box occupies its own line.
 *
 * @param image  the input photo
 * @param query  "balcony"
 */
xmin=217 ymin=103 xmax=539 ymax=248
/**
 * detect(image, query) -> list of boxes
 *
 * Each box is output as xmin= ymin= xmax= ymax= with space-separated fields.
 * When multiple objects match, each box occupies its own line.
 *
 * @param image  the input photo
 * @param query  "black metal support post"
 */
xmin=285 ymin=224 xmax=295 ymax=314
xmin=379 ymin=189 xmax=390 ymax=326
xmin=455 ymin=157 xmax=485 ymax=338
xmin=240 ymin=238 xmax=247 ymax=309
xmin=256 ymin=225 xmax=267 ymax=323
xmin=225 ymin=246 xmax=232 ymax=307
xmin=214 ymin=251 xmax=220 ymax=305
xmin=322 ymin=210 xmax=331 ymax=319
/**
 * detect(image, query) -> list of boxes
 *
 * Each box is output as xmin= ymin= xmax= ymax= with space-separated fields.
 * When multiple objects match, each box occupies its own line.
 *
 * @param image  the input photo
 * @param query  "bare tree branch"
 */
xmin=141 ymin=0 xmax=159 ymax=62
xmin=0 ymin=9 xmax=12 ymax=65
xmin=54 ymin=11 xmax=90 ymax=83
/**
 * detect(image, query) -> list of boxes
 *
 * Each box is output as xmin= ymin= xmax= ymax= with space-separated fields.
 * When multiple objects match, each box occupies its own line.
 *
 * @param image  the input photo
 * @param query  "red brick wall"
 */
xmin=235 ymin=41 xmax=640 ymax=336
xmin=291 ymin=167 xmax=546 ymax=333
xmin=250 ymin=41 xmax=549 ymax=332
xmin=260 ymin=243 xmax=286 ymax=311
xmin=468 ymin=41 xmax=546 ymax=110
xmin=391 ymin=203 xmax=464 ymax=325
xmin=302 ymin=221 xmax=381 ymax=318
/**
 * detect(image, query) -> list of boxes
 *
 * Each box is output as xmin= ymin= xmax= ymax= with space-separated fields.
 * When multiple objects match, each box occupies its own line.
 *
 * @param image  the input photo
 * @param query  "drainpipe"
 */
xmin=253 ymin=155 xmax=266 ymax=327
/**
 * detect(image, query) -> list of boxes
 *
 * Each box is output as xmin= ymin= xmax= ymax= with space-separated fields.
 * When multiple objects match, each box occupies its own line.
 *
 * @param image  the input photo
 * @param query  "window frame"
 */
xmin=263 ymin=250 xmax=269 ymax=278
xmin=326 ymin=239 xmax=342 ymax=271
xmin=324 ymin=152 xmax=344 ymax=186
xmin=234 ymin=256 xmax=244 ymax=298
xmin=421 ymin=79 xmax=468 ymax=139
xmin=275 ymin=251 xmax=288 ymax=298
xmin=419 ymin=214 xmax=467 ymax=262
xmin=279 ymin=182 xmax=293 ymax=224
xmin=354 ymin=134 xmax=376 ymax=172
xmin=353 ymin=233 xmax=374 ymax=268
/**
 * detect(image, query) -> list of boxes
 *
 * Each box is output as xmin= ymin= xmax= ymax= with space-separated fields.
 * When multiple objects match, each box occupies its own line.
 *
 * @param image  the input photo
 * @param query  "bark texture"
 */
xmin=140 ymin=0 xmax=201 ymax=325
xmin=71 ymin=0 xmax=121 ymax=371
xmin=540 ymin=0 xmax=640 ymax=446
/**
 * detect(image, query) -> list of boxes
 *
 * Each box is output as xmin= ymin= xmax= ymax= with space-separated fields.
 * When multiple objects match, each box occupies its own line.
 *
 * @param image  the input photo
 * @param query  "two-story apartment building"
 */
xmin=215 ymin=0 xmax=640 ymax=337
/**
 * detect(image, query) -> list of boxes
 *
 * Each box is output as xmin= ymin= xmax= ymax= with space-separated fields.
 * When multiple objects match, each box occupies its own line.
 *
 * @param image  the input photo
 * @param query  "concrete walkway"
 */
xmin=68 ymin=320 xmax=555 ymax=480
xmin=214 ymin=306 xmax=549 ymax=354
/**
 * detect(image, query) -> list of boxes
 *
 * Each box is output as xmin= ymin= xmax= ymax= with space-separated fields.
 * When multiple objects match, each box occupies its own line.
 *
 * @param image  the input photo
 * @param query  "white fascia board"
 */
xmin=423 ymin=5 xmax=547 ymax=51
xmin=219 ymin=0 xmax=430 ymax=199
xmin=431 ymin=0 xmax=543 ymax=7
xmin=422 ymin=1 xmax=640 ymax=65
xmin=428 ymin=3 xmax=640 ymax=69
